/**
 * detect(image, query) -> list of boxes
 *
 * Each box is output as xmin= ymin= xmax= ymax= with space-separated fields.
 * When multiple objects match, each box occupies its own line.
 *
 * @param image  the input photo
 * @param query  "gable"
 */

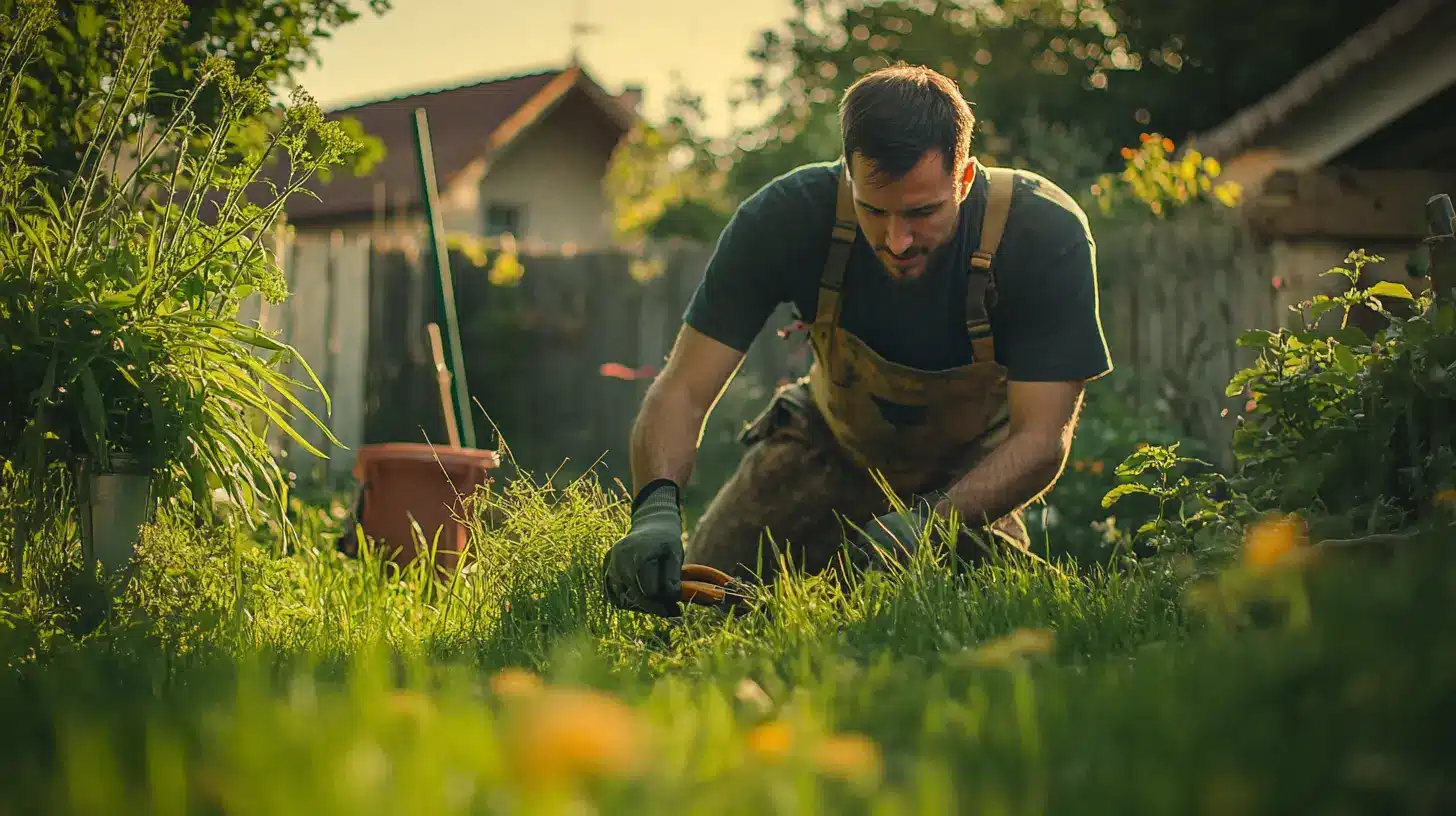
xmin=275 ymin=65 xmax=635 ymax=226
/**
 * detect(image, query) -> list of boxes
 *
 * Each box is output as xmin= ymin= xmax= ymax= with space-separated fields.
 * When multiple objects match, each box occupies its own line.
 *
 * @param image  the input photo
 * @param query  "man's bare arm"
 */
xmin=629 ymin=325 xmax=747 ymax=496
xmin=935 ymin=380 xmax=1086 ymax=525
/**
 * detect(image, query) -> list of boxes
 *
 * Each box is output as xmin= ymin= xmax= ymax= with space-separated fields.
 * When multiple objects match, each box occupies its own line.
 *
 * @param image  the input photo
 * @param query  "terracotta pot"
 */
xmin=343 ymin=443 xmax=500 ymax=574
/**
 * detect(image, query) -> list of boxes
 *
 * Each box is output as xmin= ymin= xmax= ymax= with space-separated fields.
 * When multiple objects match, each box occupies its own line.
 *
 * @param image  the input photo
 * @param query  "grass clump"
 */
xmin=1 ymin=466 xmax=1452 ymax=814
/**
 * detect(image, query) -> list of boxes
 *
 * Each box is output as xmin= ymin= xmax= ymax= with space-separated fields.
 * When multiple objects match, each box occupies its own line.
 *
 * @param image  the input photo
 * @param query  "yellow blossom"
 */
xmin=815 ymin=732 xmax=882 ymax=781
xmin=491 ymin=667 xmax=542 ymax=697
xmin=968 ymin=627 xmax=1055 ymax=667
xmin=745 ymin=720 xmax=794 ymax=761
xmin=509 ymin=686 xmax=646 ymax=785
xmin=1242 ymin=514 xmax=1308 ymax=570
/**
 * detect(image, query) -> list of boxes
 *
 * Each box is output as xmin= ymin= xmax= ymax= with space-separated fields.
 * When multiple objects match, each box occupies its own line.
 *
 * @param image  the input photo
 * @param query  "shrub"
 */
xmin=1104 ymin=249 xmax=1456 ymax=556
xmin=0 ymin=0 xmax=361 ymax=574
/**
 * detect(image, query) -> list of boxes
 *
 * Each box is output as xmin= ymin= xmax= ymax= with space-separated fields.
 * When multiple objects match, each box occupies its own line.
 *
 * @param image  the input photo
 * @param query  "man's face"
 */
xmin=848 ymin=149 xmax=974 ymax=282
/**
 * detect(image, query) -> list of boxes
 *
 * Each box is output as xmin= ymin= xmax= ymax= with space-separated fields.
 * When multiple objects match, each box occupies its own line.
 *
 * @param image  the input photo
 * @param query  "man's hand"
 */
xmin=851 ymin=491 xmax=948 ymax=569
xmin=602 ymin=480 xmax=686 ymax=617
xmin=941 ymin=379 xmax=1085 ymax=526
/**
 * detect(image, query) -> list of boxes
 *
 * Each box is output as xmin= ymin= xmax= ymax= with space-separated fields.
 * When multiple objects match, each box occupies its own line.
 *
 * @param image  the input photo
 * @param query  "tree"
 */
xmin=603 ymin=80 xmax=736 ymax=246
xmin=718 ymin=0 xmax=1403 ymax=200
xmin=3 ymin=0 xmax=390 ymax=199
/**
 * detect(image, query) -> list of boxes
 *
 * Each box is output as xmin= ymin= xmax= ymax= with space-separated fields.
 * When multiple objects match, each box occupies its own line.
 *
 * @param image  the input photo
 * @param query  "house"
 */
xmin=279 ymin=58 xmax=643 ymax=254
xmin=1185 ymin=0 xmax=1456 ymax=315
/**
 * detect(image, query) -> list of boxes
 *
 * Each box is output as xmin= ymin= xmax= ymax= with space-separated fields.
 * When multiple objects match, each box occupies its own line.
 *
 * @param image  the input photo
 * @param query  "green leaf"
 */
xmin=1367 ymin=280 xmax=1413 ymax=300
xmin=1332 ymin=345 xmax=1360 ymax=374
xmin=1101 ymin=482 xmax=1153 ymax=508
xmin=1235 ymin=329 xmax=1276 ymax=349
xmin=77 ymin=366 xmax=109 ymax=466
xmin=1307 ymin=298 xmax=1340 ymax=323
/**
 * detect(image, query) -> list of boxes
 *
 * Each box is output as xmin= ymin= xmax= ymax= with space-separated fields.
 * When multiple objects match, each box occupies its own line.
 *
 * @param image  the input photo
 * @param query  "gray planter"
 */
xmin=75 ymin=454 xmax=155 ymax=573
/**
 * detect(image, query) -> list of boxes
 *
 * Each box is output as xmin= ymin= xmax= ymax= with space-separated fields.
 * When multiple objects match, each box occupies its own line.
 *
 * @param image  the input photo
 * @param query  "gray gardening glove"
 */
xmin=852 ymin=491 xmax=949 ymax=569
xmin=602 ymin=479 xmax=685 ymax=617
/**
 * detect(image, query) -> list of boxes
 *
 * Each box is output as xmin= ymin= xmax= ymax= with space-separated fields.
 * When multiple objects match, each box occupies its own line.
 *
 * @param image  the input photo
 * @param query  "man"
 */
xmin=602 ymin=63 xmax=1112 ymax=617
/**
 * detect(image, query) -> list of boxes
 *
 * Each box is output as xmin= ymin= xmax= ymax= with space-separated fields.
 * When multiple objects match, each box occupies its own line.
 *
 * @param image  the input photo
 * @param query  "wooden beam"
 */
xmin=1244 ymin=167 xmax=1456 ymax=241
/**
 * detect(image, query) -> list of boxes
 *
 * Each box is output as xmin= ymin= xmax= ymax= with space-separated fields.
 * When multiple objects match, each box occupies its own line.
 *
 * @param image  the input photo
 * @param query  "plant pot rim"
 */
xmin=74 ymin=453 xmax=153 ymax=475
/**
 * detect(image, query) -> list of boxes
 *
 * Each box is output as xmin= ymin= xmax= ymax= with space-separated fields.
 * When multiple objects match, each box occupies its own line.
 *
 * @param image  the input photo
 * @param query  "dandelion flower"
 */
xmin=491 ymin=667 xmax=542 ymax=697
xmin=745 ymin=720 xmax=794 ymax=761
xmin=1243 ymin=513 xmax=1307 ymax=570
xmin=815 ymin=732 xmax=882 ymax=781
xmin=510 ymin=687 xmax=646 ymax=785
xmin=968 ymin=627 xmax=1055 ymax=667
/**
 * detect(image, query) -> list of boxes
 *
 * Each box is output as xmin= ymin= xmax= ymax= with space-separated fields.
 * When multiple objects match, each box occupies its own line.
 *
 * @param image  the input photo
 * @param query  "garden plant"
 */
xmin=2 ymin=1 xmax=1455 ymax=814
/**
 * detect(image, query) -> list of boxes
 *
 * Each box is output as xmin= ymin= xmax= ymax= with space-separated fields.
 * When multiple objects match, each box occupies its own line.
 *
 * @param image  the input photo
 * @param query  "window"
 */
xmin=485 ymin=203 xmax=523 ymax=238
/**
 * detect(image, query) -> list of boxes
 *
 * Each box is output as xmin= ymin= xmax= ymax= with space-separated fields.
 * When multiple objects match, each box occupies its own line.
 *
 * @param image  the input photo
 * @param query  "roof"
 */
xmin=1188 ymin=0 xmax=1447 ymax=161
xmin=279 ymin=61 xmax=637 ymax=223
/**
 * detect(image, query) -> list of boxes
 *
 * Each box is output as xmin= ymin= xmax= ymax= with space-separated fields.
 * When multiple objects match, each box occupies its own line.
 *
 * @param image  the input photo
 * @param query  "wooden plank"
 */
xmin=1248 ymin=168 xmax=1456 ymax=241
xmin=286 ymin=235 xmax=334 ymax=473
xmin=326 ymin=232 xmax=372 ymax=479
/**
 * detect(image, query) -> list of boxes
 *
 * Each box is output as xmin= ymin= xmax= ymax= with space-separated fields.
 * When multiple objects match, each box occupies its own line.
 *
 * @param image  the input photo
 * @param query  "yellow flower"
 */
xmin=491 ymin=667 xmax=542 ymax=697
xmin=968 ymin=627 xmax=1055 ymax=667
xmin=488 ymin=251 xmax=525 ymax=286
xmin=745 ymin=720 xmax=794 ymax=761
xmin=386 ymin=689 xmax=431 ymax=720
xmin=815 ymin=732 xmax=882 ymax=781
xmin=509 ymin=686 xmax=646 ymax=785
xmin=1242 ymin=514 xmax=1308 ymax=570
xmin=1434 ymin=488 xmax=1456 ymax=506
xmin=1213 ymin=182 xmax=1243 ymax=208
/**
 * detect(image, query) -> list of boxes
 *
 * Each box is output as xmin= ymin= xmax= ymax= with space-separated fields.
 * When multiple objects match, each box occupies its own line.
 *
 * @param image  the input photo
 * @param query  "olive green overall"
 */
xmin=684 ymin=159 xmax=1031 ymax=583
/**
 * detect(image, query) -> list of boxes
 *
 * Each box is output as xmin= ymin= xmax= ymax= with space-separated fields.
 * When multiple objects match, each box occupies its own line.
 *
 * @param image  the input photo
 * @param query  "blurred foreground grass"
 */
xmin=1 ymin=474 xmax=1452 ymax=815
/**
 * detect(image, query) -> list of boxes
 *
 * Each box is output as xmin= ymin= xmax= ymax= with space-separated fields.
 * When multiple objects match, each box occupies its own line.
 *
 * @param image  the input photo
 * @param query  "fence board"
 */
xmin=251 ymin=212 xmax=1289 ymax=490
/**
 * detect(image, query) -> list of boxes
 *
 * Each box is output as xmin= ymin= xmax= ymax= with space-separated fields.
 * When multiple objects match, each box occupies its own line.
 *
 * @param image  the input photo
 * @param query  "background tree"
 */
xmin=718 ymin=0 xmax=1404 ymax=203
xmin=3 ymin=0 xmax=389 ymax=200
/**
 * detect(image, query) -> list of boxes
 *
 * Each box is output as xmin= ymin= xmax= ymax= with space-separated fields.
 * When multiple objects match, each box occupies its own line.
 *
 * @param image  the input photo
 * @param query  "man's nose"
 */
xmin=885 ymin=218 xmax=913 ymax=253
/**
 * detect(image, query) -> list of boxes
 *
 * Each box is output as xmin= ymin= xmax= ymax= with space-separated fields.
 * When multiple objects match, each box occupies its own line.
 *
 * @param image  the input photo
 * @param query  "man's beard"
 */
xmin=877 ymin=241 xmax=946 ymax=280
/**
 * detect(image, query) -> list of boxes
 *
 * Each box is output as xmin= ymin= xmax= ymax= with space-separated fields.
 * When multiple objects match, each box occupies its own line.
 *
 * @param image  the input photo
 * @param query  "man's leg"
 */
xmin=683 ymin=383 xmax=892 ymax=585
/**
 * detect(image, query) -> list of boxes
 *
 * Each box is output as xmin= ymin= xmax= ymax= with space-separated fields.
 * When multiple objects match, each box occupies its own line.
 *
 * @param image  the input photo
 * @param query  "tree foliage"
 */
xmin=1 ymin=0 xmax=390 ymax=199
xmin=714 ymin=0 xmax=1402 ymax=203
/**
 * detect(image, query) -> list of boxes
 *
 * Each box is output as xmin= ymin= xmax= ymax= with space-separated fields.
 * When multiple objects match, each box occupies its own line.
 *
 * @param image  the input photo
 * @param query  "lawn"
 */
xmin=3 ymin=3 xmax=1453 ymax=812
xmin=2 ymin=464 xmax=1452 ymax=815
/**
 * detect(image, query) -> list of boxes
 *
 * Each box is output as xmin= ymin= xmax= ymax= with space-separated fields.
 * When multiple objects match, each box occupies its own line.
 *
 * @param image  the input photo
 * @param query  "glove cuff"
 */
xmin=632 ymin=478 xmax=681 ymax=515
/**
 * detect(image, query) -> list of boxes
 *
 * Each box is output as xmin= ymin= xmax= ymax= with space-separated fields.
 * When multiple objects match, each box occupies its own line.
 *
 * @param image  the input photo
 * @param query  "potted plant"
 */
xmin=0 ymin=0 xmax=357 ymax=580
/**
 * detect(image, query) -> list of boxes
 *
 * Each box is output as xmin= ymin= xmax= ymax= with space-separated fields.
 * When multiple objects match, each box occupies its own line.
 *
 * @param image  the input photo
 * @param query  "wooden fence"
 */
xmin=239 ymin=210 xmax=1279 ymax=487
xmin=1094 ymin=211 xmax=1278 ymax=467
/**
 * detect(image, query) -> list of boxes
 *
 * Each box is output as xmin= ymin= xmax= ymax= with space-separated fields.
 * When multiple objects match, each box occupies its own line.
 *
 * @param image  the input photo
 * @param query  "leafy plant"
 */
xmin=5 ymin=0 xmax=389 ymax=200
xmin=0 ymin=0 xmax=361 ymax=573
xmin=1089 ymin=132 xmax=1242 ymax=218
xmin=1104 ymin=248 xmax=1456 ymax=557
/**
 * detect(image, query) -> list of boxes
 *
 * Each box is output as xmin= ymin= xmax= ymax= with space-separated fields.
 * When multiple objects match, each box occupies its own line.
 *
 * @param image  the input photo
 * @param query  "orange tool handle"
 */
xmin=681 ymin=579 xmax=727 ymax=605
xmin=682 ymin=563 xmax=734 ymax=586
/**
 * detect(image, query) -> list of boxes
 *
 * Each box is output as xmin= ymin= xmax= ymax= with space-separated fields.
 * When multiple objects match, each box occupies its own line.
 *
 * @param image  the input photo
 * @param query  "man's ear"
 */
xmin=958 ymin=159 xmax=977 ymax=198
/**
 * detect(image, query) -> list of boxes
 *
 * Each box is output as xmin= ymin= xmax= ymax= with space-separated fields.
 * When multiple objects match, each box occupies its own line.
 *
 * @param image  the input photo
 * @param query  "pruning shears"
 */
xmin=679 ymin=563 xmax=753 ymax=610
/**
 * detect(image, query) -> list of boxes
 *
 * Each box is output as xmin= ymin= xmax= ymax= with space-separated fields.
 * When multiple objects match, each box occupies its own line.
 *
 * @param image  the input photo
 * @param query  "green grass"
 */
xmin=1 ymin=472 xmax=1453 ymax=815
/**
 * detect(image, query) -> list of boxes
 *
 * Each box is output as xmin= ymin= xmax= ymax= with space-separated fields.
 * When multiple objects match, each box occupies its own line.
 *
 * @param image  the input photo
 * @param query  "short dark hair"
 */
xmin=838 ymin=63 xmax=975 ymax=183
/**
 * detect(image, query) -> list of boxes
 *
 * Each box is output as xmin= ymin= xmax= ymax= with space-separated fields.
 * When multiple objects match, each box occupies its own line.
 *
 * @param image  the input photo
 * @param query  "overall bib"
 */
xmin=684 ymin=159 xmax=1032 ymax=583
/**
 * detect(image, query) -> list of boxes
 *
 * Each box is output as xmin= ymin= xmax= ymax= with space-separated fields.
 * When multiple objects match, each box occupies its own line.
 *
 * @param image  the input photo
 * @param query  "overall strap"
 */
xmin=815 ymin=160 xmax=858 ymax=330
xmin=814 ymin=159 xmax=859 ymax=382
xmin=965 ymin=165 xmax=1014 ymax=361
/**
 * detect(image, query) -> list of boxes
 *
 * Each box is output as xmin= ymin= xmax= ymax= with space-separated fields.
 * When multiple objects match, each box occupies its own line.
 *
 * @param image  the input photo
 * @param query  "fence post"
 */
xmin=1426 ymin=193 xmax=1455 ymax=303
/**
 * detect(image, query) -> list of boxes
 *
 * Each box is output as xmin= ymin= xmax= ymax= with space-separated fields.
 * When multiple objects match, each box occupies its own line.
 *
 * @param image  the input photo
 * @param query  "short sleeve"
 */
xmin=993 ymin=237 xmax=1113 ymax=382
xmin=681 ymin=193 xmax=790 ymax=353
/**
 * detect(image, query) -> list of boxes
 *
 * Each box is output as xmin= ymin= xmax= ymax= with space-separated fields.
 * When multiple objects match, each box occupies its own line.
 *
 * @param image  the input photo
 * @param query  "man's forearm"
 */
xmin=629 ymin=382 xmax=709 ymax=497
xmin=935 ymin=430 xmax=1069 ymax=526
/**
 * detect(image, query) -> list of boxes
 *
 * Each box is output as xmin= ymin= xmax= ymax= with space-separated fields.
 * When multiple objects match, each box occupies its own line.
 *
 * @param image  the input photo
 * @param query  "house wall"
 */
xmin=471 ymin=90 xmax=626 ymax=253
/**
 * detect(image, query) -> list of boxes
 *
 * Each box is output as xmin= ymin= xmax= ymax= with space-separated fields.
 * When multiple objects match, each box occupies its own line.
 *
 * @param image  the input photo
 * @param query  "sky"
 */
xmin=289 ymin=0 xmax=794 ymax=137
